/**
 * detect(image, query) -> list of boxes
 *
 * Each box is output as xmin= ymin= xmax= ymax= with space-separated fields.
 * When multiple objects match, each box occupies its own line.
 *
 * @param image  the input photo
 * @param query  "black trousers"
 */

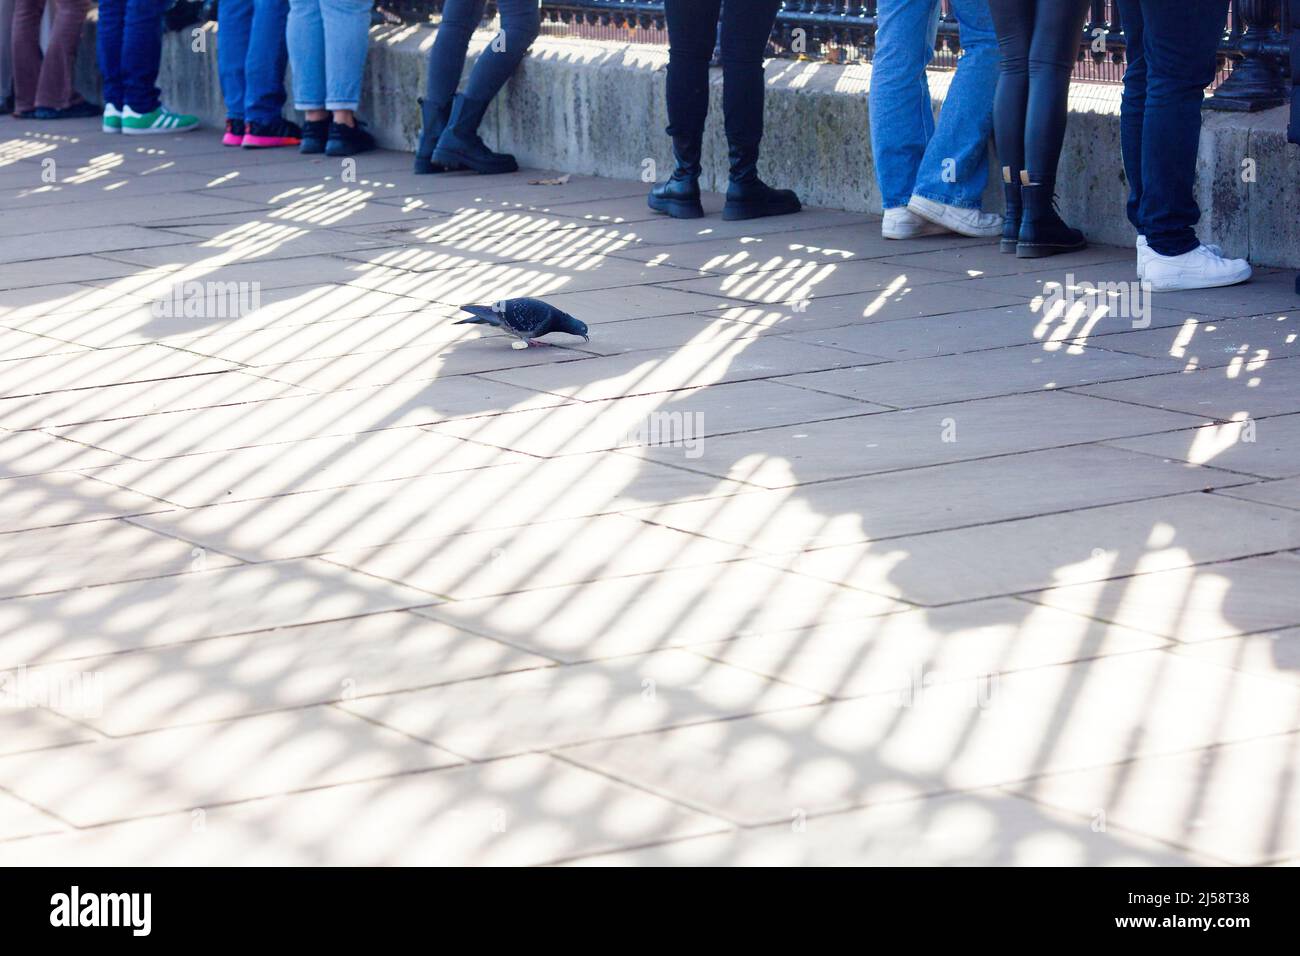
xmin=664 ymin=0 xmax=781 ymax=150
xmin=988 ymin=0 xmax=1089 ymax=185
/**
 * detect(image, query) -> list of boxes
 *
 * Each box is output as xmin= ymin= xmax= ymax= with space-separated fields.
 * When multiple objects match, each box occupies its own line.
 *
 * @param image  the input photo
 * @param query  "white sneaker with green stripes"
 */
xmin=121 ymin=105 xmax=200 ymax=135
xmin=102 ymin=104 xmax=122 ymax=134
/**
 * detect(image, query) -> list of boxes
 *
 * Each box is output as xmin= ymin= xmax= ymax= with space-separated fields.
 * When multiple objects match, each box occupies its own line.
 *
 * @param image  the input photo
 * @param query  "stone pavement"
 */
xmin=2 ymin=117 xmax=1299 ymax=866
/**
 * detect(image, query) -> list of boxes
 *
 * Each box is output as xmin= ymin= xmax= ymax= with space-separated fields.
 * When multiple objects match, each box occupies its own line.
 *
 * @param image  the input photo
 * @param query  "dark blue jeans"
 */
xmin=97 ymin=0 xmax=166 ymax=113
xmin=1117 ymin=0 xmax=1229 ymax=256
xmin=218 ymin=0 xmax=290 ymax=125
xmin=423 ymin=0 xmax=541 ymax=109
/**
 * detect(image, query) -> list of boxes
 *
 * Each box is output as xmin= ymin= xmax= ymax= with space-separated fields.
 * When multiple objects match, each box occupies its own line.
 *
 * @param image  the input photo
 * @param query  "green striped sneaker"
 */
xmin=102 ymin=104 xmax=122 ymax=134
xmin=121 ymin=105 xmax=200 ymax=135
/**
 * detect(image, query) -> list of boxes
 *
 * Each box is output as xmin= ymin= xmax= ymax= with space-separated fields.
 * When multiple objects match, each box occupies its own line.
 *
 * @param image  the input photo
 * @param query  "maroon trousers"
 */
xmin=12 ymin=0 xmax=92 ymax=112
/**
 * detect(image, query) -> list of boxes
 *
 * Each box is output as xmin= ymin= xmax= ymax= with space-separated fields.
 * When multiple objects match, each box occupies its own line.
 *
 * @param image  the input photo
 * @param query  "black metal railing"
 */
xmin=379 ymin=0 xmax=1293 ymax=111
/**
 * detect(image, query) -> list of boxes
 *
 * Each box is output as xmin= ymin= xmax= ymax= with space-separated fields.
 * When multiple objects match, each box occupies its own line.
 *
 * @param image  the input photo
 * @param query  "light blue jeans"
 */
xmin=869 ymin=0 xmax=999 ymax=210
xmin=286 ymin=0 xmax=371 ymax=111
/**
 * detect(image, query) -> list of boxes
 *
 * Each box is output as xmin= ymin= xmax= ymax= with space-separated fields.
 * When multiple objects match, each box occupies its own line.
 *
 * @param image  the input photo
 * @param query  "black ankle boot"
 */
xmin=648 ymin=134 xmax=704 ymax=219
xmin=1000 ymin=179 xmax=1021 ymax=254
xmin=414 ymin=97 xmax=456 ymax=174
xmin=1017 ymin=182 xmax=1086 ymax=258
xmin=721 ymin=143 xmax=800 ymax=222
xmin=431 ymin=95 xmax=517 ymax=175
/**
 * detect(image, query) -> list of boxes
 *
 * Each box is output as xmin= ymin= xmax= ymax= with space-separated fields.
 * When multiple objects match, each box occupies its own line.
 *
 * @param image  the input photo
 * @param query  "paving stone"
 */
xmin=1073 ymin=357 xmax=1300 ymax=420
xmin=561 ymin=651 xmax=1300 ymax=825
xmin=1104 ymin=412 xmax=1300 ymax=479
xmin=0 ymin=559 xmax=439 ymax=667
xmin=343 ymin=649 xmax=819 ymax=759
xmin=778 ymin=343 xmax=1183 ymax=408
xmin=33 ymin=611 xmax=551 ymax=736
xmin=632 ymin=391 xmax=1204 ymax=488
xmin=0 ymin=755 xmax=725 ymax=865
xmin=417 ymin=561 xmax=907 ymax=662
xmin=1022 ymin=553 xmax=1300 ymax=642
xmin=565 ymin=789 xmax=1197 ymax=866
xmin=0 ymin=707 xmax=460 ymax=827
xmin=1005 ymin=733 xmax=1300 ymax=865
xmin=776 ymin=493 xmax=1300 ymax=606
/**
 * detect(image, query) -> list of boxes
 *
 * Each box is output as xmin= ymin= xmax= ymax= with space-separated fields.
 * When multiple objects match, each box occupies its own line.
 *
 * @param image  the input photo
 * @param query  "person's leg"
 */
xmin=460 ymin=0 xmax=539 ymax=104
xmin=423 ymin=0 xmax=484 ymax=110
xmin=1022 ymin=0 xmax=1089 ymax=185
xmin=32 ymin=0 xmax=91 ymax=110
xmin=1137 ymin=0 xmax=1227 ymax=256
xmin=717 ymin=0 xmax=799 ymax=219
xmin=0 ymin=0 xmax=16 ymax=107
xmin=217 ymin=0 xmax=255 ymax=123
xmin=869 ymin=0 xmax=940 ymax=211
xmin=286 ymin=0 xmax=327 ymax=148
xmin=913 ymin=0 xmax=999 ymax=210
xmin=95 ymin=0 xmax=126 ymax=126
xmin=988 ymin=0 xmax=1032 ymax=249
xmin=1014 ymin=0 xmax=1088 ymax=256
xmin=664 ymin=0 xmax=718 ymax=142
xmin=243 ymin=0 xmax=291 ymax=126
xmin=319 ymin=0 xmax=370 ymax=115
xmin=646 ymin=0 xmax=719 ymax=218
xmin=120 ymin=0 xmax=164 ymax=114
xmin=9 ymin=0 xmax=45 ymax=115
xmin=1115 ymin=0 xmax=1145 ymax=236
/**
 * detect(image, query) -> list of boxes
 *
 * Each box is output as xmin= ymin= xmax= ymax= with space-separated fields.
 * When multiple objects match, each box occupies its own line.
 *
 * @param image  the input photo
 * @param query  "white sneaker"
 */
xmin=1136 ymin=234 xmax=1222 ymax=279
xmin=1142 ymin=243 xmax=1252 ymax=292
xmin=907 ymin=194 xmax=1002 ymax=238
xmin=882 ymin=206 xmax=952 ymax=240
xmin=102 ymin=103 xmax=122 ymax=134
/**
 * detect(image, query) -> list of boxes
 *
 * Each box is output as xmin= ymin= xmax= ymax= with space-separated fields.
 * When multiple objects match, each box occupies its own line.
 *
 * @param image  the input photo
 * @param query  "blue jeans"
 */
xmin=1117 ymin=0 xmax=1228 ymax=256
xmin=286 ymin=0 xmax=371 ymax=111
xmin=96 ymin=0 xmax=165 ymax=113
xmin=218 ymin=0 xmax=290 ymax=125
xmin=424 ymin=0 xmax=540 ymax=110
xmin=869 ymin=0 xmax=999 ymax=210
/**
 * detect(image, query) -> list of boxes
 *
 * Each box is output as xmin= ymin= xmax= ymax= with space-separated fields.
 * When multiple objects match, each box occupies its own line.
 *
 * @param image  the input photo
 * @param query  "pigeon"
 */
xmin=454 ymin=297 xmax=589 ymax=348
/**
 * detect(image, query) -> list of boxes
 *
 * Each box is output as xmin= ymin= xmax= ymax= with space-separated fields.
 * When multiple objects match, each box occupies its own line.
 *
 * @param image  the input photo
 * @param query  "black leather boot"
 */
xmin=1000 ymin=174 xmax=1021 ymax=255
xmin=721 ymin=142 xmax=801 ymax=222
xmin=414 ymin=97 xmax=456 ymax=174
xmin=647 ymin=134 xmax=704 ymax=219
xmin=1017 ymin=180 xmax=1086 ymax=258
xmin=431 ymin=95 xmax=518 ymax=175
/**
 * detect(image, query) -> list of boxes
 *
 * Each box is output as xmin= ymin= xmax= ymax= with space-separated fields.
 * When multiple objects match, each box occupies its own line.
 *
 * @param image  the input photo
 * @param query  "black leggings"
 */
xmin=664 ymin=0 xmax=781 ymax=148
xmin=989 ymin=0 xmax=1089 ymax=185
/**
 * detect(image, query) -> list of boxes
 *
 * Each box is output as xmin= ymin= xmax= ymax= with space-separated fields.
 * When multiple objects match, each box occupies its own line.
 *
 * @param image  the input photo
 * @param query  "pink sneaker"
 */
xmin=222 ymin=118 xmax=245 ymax=147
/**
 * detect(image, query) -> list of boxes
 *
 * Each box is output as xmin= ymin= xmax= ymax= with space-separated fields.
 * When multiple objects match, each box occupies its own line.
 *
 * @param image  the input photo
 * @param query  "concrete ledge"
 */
xmin=74 ymin=20 xmax=1300 ymax=268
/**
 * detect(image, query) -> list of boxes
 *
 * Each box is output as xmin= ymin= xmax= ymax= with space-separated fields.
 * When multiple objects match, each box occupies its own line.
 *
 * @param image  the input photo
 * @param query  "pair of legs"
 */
xmin=286 ymin=0 xmax=370 ymax=123
xmin=988 ymin=0 xmax=1089 ymax=255
xmin=870 ymin=0 xmax=999 ymax=212
xmin=1116 ymin=0 xmax=1226 ymax=256
xmin=217 ymin=0 xmax=290 ymax=128
xmin=648 ymin=0 xmax=800 ymax=221
xmin=414 ymin=0 xmax=540 ymax=174
xmin=11 ymin=0 xmax=92 ymax=113
xmin=96 ymin=0 xmax=164 ymax=114
xmin=0 ymin=0 xmax=13 ymax=110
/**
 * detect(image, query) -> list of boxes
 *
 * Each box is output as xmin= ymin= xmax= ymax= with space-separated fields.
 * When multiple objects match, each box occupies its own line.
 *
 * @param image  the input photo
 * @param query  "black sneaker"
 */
xmin=243 ymin=118 xmax=303 ymax=149
xmin=299 ymin=119 xmax=329 ymax=154
xmin=33 ymin=101 xmax=102 ymax=120
xmin=222 ymin=117 xmax=245 ymax=146
xmin=324 ymin=119 xmax=376 ymax=157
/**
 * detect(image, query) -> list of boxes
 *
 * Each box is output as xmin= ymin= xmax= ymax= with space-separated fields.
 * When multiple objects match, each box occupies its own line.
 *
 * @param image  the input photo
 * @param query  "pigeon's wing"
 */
xmin=456 ymin=305 xmax=502 ymax=327
xmin=502 ymin=298 xmax=558 ymax=337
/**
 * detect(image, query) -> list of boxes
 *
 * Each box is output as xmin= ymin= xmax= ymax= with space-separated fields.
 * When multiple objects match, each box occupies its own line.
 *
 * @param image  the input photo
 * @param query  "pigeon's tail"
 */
xmin=455 ymin=305 xmax=501 ymax=327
